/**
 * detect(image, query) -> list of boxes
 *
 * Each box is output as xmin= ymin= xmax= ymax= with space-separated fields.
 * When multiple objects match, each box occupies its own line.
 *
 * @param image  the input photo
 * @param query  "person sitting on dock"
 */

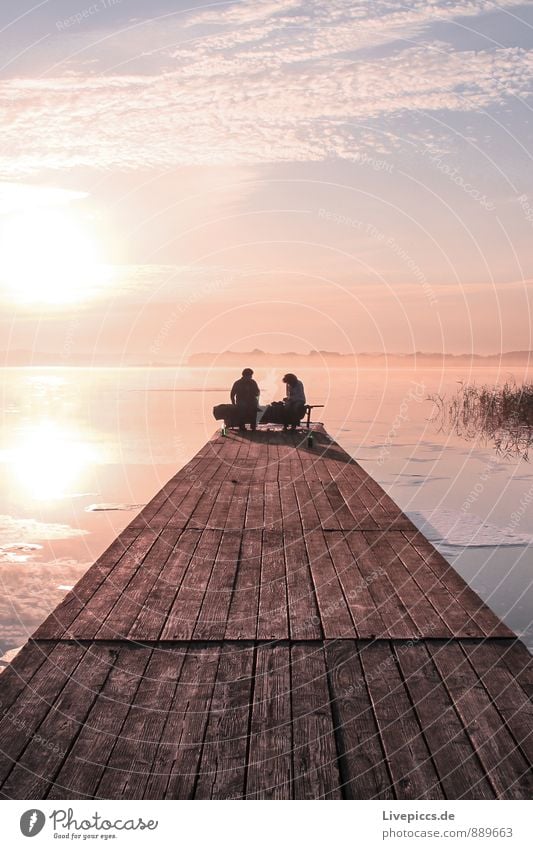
xmin=282 ymin=372 xmax=306 ymax=431
xmin=230 ymin=368 xmax=260 ymax=431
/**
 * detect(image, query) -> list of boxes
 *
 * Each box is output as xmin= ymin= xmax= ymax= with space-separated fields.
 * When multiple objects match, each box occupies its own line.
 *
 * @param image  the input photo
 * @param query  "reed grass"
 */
xmin=428 ymin=379 xmax=533 ymax=460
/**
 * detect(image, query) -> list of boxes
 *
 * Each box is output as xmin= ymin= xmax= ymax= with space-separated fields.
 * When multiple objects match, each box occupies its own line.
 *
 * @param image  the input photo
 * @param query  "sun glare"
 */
xmin=2 ymin=420 xmax=99 ymax=501
xmin=0 ymin=207 xmax=108 ymax=304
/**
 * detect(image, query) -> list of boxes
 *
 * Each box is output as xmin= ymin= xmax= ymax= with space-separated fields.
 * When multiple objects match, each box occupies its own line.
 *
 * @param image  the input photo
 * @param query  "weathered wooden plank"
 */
xmin=319 ymin=479 xmax=359 ymax=529
xmin=245 ymin=483 xmax=264 ymax=530
xmin=284 ymin=529 xmax=322 ymax=640
xmin=224 ymin=483 xmax=250 ymax=530
xmin=322 ymin=467 xmax=379 ymax=530
xmin=277 ymin=448 xmax=294 ymax=482
xmin=394 ymin=641 xmax=496 ymax=799
xmin=257 ymin=530 xmax=288 ymax=640
xmin=95 ymin=645 xmax=188 ymax=799
xmin=95 ymin=528 xmax=180 ymax=640
xmin=225 ymin=530 xmax=261 ymax=639
xmin=320 ymin=450 xmax=416 ymax=530
xmin=324 ymin=532 xmax=386 ymax=638
xmin=152 ymin=452 xmax=233 ymax=527
xmin=304 ymin=530 xmax=356 ymax=638
xmin=344 ymin=531 xmax=420 ymax=638
xmin=289 ymin=454 xmax=303 ymax=485
xmin=461 ymin=641 xmax=533 ymax=767
xmin=163 ymin=458 xmax=226 ymax=529
xmin=127 ymin=530 xmax=202 ymax=640
xmin=334 ymin=452 xmax=401 ymax=513
xmin=0 ymin=643 xmax=87 ymax=789
xmin=47 ymin=645 xmax=153 ymax=799
xmin=361 ymin=471 xmax=414 ymax=521
xmin=208 ymin=480 xmax=240 ymax=530
xmin=428 ymin=641 xmax=532 ymax=799
xmin=291 ymin=644 xmax=342 ymax=799
xmin=61 ymin=530 xmax=159 ymax=639
xmin=1 ymin=644 xmax=115 ymax=799
xmin=263 ymin=443 xmax=279 ymax=482
xmin=144 ymin=644 xmax=221 ymax=799
xmin=338 ymin=469 xmax=391 ymax=524
xmin=263 ymin=481 xmax=282 ymax=531
xmin=279 ymin=481 xmax=304 ymax=530
xmin=159 ymin=529 xmax=222 ymax=640
xmin=193 ymin=532 xmax=241 ymax=640
xmin=130 ymin=474 xmax=187 ymax=528
xmin=246 ymin=645 xmax=292 ymax=799
xmin=306 ymin=480 xmax=341 ymax=530
xmin=364 ymin=532 xmax=451 ymax=637
xmin=184 ymin=481 xmax=229 ymax=531
xmin=244 ymin=434 xmax=262 ymax=463
xmin=332 ymin=460 xmax=413 ymax=529
xmin=360 ymin=641 xmax=445 ymax=799
xmin=0 ymin=642 xmax=53 ymax=714
xmin=195 ymin=643 xmax=254 ymax=799
xmin=494 ymin=639 xmax=533 ymax=696
xmin=325 ymin=640 xmax=394 ymax=799
xmin=299 ymin=457 xmax=339 ymax=530
xmin=391 ymin=531 xmax=481 ymax=637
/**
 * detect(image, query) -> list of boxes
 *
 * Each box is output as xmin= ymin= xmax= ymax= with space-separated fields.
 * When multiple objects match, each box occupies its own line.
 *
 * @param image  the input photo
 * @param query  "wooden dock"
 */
xmin=0 ymin=425 xmax=531 ymax=799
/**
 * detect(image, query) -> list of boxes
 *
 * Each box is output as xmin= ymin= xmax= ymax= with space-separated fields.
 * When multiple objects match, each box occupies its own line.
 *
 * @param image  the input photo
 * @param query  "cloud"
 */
xmin=185 ymin=0 xmax=522 ymax=50
xmin=0 ymin=514 xmax=90 ymax=547
xmin=0 ymin=1 xmax=530 ymax=175
xmin=0 ymin=542 xmax=42 ymax=564
xmin=185 ymin=0 xmax=302 ymax=27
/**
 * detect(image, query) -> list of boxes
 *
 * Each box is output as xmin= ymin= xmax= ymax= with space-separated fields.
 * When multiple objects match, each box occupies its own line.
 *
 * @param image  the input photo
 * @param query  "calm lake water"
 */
xmin=1 ymin=365 xmax=532 ymax=659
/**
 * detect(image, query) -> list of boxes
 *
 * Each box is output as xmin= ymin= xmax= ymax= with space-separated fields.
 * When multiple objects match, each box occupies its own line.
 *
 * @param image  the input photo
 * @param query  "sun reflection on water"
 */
xmin=1 ymin=420 xmax=100 ymax=501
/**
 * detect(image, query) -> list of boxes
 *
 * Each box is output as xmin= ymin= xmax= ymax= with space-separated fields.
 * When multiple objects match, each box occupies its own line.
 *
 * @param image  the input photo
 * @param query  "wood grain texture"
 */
xmin=0 ymin=638 xmax=530 ymax=799
xmin=0 ymin=425 xmax=530 ymax=800
xmin=246 ymin=644 xmax=292 ymax=799
xmin=29 ymin=426 xmax=510 ymax=641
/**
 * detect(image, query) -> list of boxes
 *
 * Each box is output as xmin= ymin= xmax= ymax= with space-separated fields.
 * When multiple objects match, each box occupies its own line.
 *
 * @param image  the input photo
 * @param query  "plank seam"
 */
xmin=26 ymin=637 xmax=525 ymax=646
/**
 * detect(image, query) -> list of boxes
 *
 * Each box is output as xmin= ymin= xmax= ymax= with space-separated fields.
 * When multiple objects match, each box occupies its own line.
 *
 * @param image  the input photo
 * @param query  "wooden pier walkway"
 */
xmin=0 ymin=425 xmax=531 ymax=799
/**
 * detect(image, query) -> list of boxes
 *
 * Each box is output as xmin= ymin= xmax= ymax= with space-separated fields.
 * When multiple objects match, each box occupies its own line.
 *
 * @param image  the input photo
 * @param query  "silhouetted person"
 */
xmin=230 ymin=368 xmax=260 ymax=431
xmin=282 ymin=373 xmax=306 ymax=431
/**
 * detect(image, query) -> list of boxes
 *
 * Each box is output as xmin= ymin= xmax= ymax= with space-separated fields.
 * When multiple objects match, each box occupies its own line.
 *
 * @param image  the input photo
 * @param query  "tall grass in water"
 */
xmin=429 ymin=379 xmax=533 ymax=460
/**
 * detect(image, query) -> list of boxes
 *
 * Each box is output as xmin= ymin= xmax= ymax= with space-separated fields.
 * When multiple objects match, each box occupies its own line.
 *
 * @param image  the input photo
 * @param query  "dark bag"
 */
xmin=259 ymin=402 xmax=285 ymax=424
xmin=213 ymin=404 xmax=239 ymax=424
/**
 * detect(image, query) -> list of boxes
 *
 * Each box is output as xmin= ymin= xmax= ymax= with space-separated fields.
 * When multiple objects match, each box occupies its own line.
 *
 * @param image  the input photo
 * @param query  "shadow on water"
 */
xmin=429 ymin=379 xmax=533 ymax=460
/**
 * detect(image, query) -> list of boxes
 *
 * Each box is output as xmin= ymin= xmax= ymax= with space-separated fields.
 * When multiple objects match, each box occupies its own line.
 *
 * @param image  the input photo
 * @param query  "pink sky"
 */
xmin=1 ymin=0 xmax=533 ymax=360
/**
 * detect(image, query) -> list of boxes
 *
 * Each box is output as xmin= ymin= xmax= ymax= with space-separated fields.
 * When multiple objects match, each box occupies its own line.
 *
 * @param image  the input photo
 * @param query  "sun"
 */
xmin=0 ymin=207 xmax=107 ymax=304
